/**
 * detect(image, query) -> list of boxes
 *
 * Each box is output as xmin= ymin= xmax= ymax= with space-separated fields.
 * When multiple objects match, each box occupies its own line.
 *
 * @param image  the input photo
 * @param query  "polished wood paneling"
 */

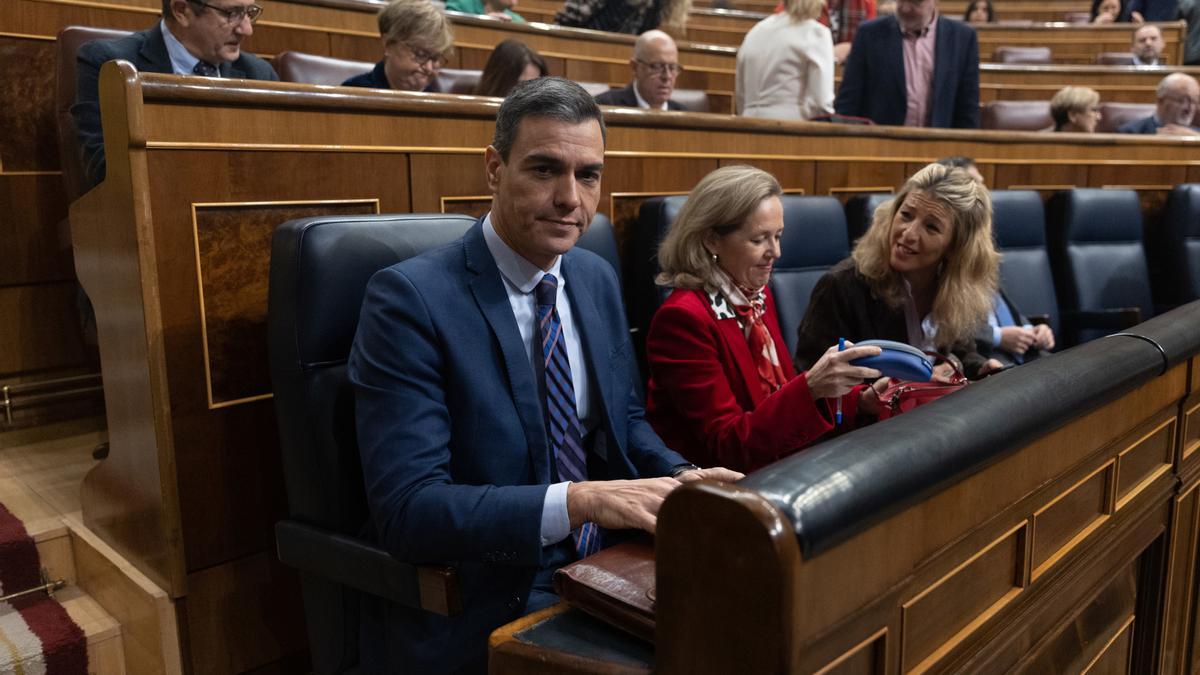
xmin=1115 ymin=417 xmax=1175 ymax=508
xmin=0 ymin=34 xmax=57 ymax=172
xmin=1031 ymin=462 xmax=1113 ymax=580
xmin=813 ymin=630 xmax=886 ymax=675
xmin=0 ymin=283 xmax=87 ymax=375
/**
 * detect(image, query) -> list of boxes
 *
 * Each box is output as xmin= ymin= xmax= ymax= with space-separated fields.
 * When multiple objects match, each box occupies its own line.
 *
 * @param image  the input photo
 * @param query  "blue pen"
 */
xmin=836 ymin=337 xmax=845 ymax=425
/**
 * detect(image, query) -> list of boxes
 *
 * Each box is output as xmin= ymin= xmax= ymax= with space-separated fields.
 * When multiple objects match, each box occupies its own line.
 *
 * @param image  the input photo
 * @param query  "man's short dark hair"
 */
xmin=492 ymin=77 xmax=607 ymax=161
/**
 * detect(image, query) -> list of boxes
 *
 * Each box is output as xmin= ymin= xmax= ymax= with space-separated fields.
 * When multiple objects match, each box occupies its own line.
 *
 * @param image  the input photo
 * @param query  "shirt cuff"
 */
xmin=540 ymin=481 xmax=572 ymax=547
xmin=992 ymin=326 xmax=1003 ymax=347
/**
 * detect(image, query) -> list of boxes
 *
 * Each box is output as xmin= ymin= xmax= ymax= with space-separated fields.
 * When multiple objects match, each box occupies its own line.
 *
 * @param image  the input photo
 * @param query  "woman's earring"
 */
xmin=710 ymin=252 xmax=718 ymax=262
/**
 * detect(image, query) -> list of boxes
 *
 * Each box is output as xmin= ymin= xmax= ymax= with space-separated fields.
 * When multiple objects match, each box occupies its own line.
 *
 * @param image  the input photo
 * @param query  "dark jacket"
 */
xmin=834 ymin=14 xmax=980 ymax=128
xmin=594 ymin=83 xmax=684 ymax=110
xmin=795 ymin=258 xmax=988 ymax=378
xmin=340 ymin=59 xmax=443 ymax=92
xmin=72 ymin=22 xmax=277 ymax=188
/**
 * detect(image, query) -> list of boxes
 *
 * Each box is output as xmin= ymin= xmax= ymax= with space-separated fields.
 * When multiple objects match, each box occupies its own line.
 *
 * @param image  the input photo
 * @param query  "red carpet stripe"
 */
xmin=0 ymin=502 xmax=40 ymax=596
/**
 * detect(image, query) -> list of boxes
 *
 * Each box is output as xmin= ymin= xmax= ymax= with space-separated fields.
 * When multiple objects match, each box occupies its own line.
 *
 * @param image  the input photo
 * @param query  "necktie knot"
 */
xmin=535 ymin=274 xmax=558 ymax=308
xmin=193 ymin=60 xmax=218 ymax=77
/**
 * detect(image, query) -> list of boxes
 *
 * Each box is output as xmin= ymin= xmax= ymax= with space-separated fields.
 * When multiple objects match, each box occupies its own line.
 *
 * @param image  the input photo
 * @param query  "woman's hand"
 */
xmin=858 ymin=377 xmax=892 ymax=417
xmin=999 ymin=325 xmax=1035 ymax=354
xmin=805 ymin=342 xmax=883 ymax=400
xmin=1032 ymin=324 xmax=1055 ymax=350
xmin=978 ymin=358 xmax=1007 ymax=376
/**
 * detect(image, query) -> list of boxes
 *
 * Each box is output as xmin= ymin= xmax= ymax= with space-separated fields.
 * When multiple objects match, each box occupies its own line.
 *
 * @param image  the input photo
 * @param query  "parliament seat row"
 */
xmin=624 ymin=187 xmax=1200 ymax=360
xmin=981 ymin=100 xmax=1156 ymax=131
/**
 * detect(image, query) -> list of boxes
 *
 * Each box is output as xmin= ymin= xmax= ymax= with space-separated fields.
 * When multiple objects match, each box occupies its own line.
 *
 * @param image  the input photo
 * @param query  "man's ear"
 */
xmin=628 ymin=57 xmax=638 ymax=79
xmin=169 ymin=0 xmax=192 ymax=26
xmin=484 ymin=145 xmax=503 ymax=193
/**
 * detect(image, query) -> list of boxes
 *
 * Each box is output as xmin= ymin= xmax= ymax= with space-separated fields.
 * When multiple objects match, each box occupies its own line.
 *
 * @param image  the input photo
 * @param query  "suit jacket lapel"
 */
xmin=931 ymin=16 xmax=948 ymax=125
xmin=463 ymin=220 xmax=551 ymax=482
xmin=140 ymin=23 xmax=174 ymax=73
xmin=883 ymin=19 xmax=907 ymax=114
xmin=562 ymin=254 xmax=617 ymax=432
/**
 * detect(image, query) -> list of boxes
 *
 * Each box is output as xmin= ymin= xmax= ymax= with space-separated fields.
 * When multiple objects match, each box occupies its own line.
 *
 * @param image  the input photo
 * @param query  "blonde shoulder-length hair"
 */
xmin=852 ymin=162 xmax=999 ymax=350
xmin=656 ymin=165 xmax=783 ymax=291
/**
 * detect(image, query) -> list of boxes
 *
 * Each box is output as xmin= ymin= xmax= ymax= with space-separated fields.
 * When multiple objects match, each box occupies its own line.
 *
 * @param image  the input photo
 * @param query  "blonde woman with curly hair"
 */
xmin=646 ymin=165 xmax=890 ymax=473
xmin=735 ymin=0 xmax=835 ymax=120
xmin=795 ymin=163 xmax=1004 ymax=379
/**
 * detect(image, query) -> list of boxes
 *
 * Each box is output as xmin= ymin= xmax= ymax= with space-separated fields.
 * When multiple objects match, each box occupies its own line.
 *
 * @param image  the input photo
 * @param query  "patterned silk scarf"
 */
xmin=708 ymin=268 xmax=788 ymax=397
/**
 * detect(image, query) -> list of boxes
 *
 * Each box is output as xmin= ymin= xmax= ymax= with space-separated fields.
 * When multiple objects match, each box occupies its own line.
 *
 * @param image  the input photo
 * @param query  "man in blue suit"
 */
xmin=834 ymin=0 xmax=979 ymax=128
xmin=348 ymin=77 xmax=741 ymax=673
xmin=72 ymin=0 xmax=277 ymax=188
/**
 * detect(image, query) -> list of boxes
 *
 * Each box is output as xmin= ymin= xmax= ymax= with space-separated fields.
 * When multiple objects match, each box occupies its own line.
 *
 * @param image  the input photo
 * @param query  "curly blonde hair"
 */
xmin=852 ymin=163 xmax=999 ymax=350
xmin=656 ymin=165 xmax=782 ymax=291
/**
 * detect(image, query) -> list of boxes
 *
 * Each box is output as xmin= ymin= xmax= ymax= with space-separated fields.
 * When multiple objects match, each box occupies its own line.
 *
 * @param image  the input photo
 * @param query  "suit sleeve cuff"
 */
xmin=540 ymin=481 xmax=572 ymax=547
xmin=992 ymin=326 xmax=1003 ymax=347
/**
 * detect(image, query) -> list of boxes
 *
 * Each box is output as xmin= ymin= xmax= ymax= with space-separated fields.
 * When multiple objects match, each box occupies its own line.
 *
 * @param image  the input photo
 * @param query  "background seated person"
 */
xmin=795 ymin=163 xmax=1004 ymax=379
xmin=1132 ymin=24 xmax=1166 ymax=65
xmin=964 ymin=0 xmax=993 ymax=24
xmin=976 ymin=290 xmax=1055 ymax=367
xmin=1118 ymin=73 xmax=1200 ymax=134
xmin=348 ymin=77 xmax=741 ymax=673
xmin=73 ymin=0 xmax=276 ymax=187
xmin=342 ymin=0 xmax=453 ymax=92
xmin=1091 ymin=0 xmax=1141 ymax=23
xmin=645 ymin=166 xmax=889 ymax=473
xmin=447 ymin=0 xmax=526 ymax=22
xmin=1051 ymin=86 xmax=1102 ymax=132
xmin=474 ymin=39 xmax=547 ymax=97
xmin=736 ymin=0 xmax=835 ymax=120
xmin=556 ymin=0 xmax=689 ymax=35
xmin=595 ymin=30 xmax=684 ymax=110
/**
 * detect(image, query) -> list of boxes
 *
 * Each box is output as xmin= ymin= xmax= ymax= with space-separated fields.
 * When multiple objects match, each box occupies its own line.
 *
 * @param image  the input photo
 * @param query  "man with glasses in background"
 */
xmin=1118 ymin=72 xmax=1200 ymax=135
xmin=595 ymin=30 xmax=685 ymax=110
xmin=73 ymin=0 xmax=277 ymax=188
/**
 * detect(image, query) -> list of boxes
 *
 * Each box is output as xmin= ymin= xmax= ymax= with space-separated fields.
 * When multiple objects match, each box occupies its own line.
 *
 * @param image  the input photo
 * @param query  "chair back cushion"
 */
xmin=1154 ymin=184 xmax=1200 ymax=305
xmin=1098 ymin=102 xmax=1156 ymax=132
xmin=980 ymin=100 xmax=1053 ymax=131
xmin=769 ymin=196 xmax=850 ymax=355
xmin=844 ymin=192 xmax=892 ymax=245
xmin=993 ymin=46 xmax=1052 ymax=63
xmin=276 ymin=51 xmax=374 ymax=86
xmin=577 ymin=214 xmax=622 ymax=285
xmin=437 ymin=68 xmax=482 ymax=94
xmin=1096 ymin=51 xmax=1135 ymax=65
xmin=1047 ymin=189 xmax=1153 ymax=341
xmin=990 ymin=190 xmax=1059 ymax=333
xmin=56 ymin=26 xmax=130 ymax=202
xmin=672 ymin=89 xmax=710 ymax=112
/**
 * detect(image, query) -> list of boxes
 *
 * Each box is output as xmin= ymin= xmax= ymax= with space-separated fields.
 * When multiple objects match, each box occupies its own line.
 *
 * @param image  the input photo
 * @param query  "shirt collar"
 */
xmin=482 ymin=213 xmax=564 ymax=294
xmin=900 ymin=12 xmax=937 ymax=39
xmin=161 ymin=19 xmax=217 ymax=76
xmin=632 ymin=82 xmax=668 ymax=111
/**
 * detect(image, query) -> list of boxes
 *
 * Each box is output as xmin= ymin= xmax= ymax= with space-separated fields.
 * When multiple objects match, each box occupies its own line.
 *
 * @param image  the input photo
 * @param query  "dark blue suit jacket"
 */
xmin=341 ymin=59 xmax=442 ymax=92
xmin=834 ymin=15 xmax=980 ymax=128
xmin=347 ymin=220 xmax=685 ymax=673
xmin=1117 ymin=115 xmax=1163 ymax=134
xmin=72 ymin=23 xmax=277 ymax=188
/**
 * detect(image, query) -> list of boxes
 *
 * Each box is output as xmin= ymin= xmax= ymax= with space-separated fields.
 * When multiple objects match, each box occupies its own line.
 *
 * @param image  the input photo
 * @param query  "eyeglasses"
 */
xmin=406 ymin=45 xmax=447 ymax=69
xmin=188 ymin=0 xmax=263 ymax=24
xmin=636 ymin=60 xmax=683 ymax=77
xmin=1164 ymin=94 xmax=1200 ymax=107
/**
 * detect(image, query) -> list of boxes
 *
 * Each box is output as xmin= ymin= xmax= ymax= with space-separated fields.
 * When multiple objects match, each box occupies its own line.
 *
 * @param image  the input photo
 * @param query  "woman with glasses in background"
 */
xmin=1051 ymin=86 xmax=1103 ymax=133
xmin=735 ymin=0 xmax=835 ymax=120
xmin=343 ymin=0 xmax=454 ymax=92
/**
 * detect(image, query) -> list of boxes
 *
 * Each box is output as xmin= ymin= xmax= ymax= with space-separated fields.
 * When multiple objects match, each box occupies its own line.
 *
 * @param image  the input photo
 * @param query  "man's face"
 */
xmin=896 ymin=0 xmax=937 ymax=33
xmin=632 ymin=38 xmax=680 ymax=108
xmin=171 ymin=0 xmax=256 ymax=64
xmin=1158 ymin=77 xmax=1200 ymax=126
xmin=485 ymin=117 xmax=605 ymax=270
xmin=1133 ymin=26 xmax=1164 ymax=62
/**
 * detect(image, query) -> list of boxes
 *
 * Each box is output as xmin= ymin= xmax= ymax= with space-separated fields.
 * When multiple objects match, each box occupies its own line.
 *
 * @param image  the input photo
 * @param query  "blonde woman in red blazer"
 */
xmin=645 ymin=166 xmax=889 ymax=473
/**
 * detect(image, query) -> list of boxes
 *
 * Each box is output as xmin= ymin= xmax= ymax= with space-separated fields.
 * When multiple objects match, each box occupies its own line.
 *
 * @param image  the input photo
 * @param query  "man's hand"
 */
xmin=674 ymin=467 xmax=745 ymax=484
xmin=999 ymin=325 xmax=1035 ymax=354
xmin=1158 ymin=123 xmax=1200 ymax=136
xmin=1032 ymin=323 xmax=1055 ymax=350
xmin=833 ymin=41 xmax=852 ymax=64
xmin=567 ymin=478 xmax=680 ymax=533
xmin=486 ymin=10 xmax=513 ymax=20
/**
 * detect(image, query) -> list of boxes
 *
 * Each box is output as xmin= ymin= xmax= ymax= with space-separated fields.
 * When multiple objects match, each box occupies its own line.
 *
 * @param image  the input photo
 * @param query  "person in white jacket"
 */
xmin=735 ymin=0 xmax=835 ymax=120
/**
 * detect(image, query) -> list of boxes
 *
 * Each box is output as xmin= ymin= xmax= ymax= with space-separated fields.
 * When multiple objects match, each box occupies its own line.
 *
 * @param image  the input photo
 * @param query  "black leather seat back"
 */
xmin=844 ymin=193 xmax=892 ymax=246
xmin=578 ymin=213 xmax=621 ymax=285
xmin=1047 ymin=189 xmax=1153 ymax=343
xmin=1154 ymin=184 xmax=1200 ymax=307
xmin=769 ymin=196 xmax=850 ymax=355
xmin=269 ymin=213 xmax=476 ymax=672
xmin=627 ymin=196 xmax=687 ymax=338
xmin=991 ymin=190 xmax=1059 ymax=334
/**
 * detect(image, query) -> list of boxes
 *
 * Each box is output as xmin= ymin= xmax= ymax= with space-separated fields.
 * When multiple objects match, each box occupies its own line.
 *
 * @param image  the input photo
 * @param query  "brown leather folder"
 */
xmin=552 ymin=536 xmax=656 ymax=642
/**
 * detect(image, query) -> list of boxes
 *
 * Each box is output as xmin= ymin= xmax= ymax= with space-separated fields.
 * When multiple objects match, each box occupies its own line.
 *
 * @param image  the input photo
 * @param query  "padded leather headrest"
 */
xmin=276 ymin=51 xmax=375 ymax=86
xmin=1098 ymin=102 xmax=1156 ymax=133
xmin=671 ymin=89 xmax=710 ymax=113
xmin=437 ymin=68 xmax=481 ymax=95
xmin=269 ymin=214 xmax=477 ymax=370
xmin=993 ymin=46 xmax=1052 ymax=64
xmin=1052 ymin=188 xmax=1143 ymax=243
xmin=777 ymin=196 xmax=848 ymax=268
xmin=1096 ymin=51 xmax=1135 ymax=65
xmin=1160 ymin=184 xmax=1200 ymax=302
xmin=844 ymin=193 xmax=892 ymax=245
xmin=577 ymin=214 xmax=621 ymax=284
xmin=980 ymin=101 xmax=1053 ymax=131
xmin=991 ymin=190 xmax=1047 ymax=248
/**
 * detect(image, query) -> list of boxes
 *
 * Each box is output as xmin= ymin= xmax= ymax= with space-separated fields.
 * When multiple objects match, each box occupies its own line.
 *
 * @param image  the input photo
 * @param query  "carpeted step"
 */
xmin=0 ymin=502 xmax=89 ymax=674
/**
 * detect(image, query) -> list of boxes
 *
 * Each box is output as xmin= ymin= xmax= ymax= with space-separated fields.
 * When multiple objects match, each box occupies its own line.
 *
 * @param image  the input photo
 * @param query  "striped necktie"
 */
xmin=535 ymin=274 xmax=600 ymax=558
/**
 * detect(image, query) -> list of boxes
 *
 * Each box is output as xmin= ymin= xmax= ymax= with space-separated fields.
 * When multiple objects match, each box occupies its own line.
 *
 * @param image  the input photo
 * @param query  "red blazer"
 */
xmin=645 ymin=288 xmax=862 ymax=473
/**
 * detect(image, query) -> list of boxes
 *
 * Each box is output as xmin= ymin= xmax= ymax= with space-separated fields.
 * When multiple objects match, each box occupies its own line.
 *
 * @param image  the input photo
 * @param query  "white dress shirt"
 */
xmin=160 ymin=20 xmax=221 ymax=76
